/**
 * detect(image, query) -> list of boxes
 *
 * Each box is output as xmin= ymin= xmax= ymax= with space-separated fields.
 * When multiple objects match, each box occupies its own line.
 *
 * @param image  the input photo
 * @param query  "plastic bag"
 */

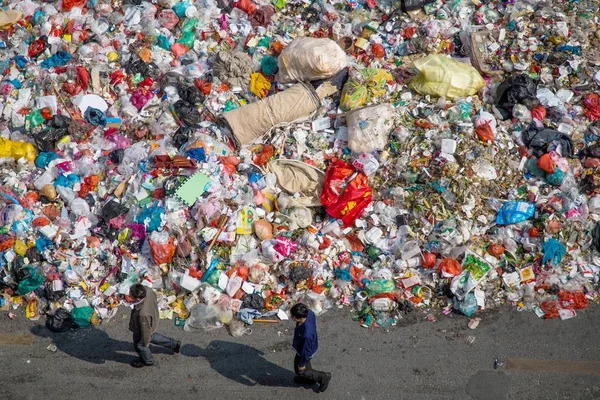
xmin=0 ymin=138 xmax=37 ymax=162
xmin=541 ymin=238 xmax=566 ymax=266
xmin=559 ymin=291 xmax=588 ymax=310
xmin=17 ymin=267 xmax=45 ymax=295
xmin=340 ymin=68 xmax=392 ymax=111
xmin=71 ymin=306 xmax=95 ymax=327
xmin=320 ymin=160 xmax=373 ymax=227
xmin=454 ymin=292 xmax=478 ymax=317
xmin=346 ymin=104 xmax=394 ymax=153
xmin=277 ymin=37 xmax=348 ymax=84
xmin=521 ymin=128 xmax=574 ymax=158
xmin=173 ymin=100 xmax=201 ymax=126
xmin=227 ymin=319 xmax=251 ymax=337
xmin=365 ymin=279 xmax=396 ymax=297
xmin=494 ymin=74 xmax=538 ymax=117
xmin=439 ymin=258 xmax=462 ymax=278
xmin=46 ymin=308 xmax=76 ymax=333
xmin=149 ymin=238 xmax=176 ymax=265
xmin=496 ymin=201 xmax=535 ymax=225
xmin=475 ymin=122 xmax=494 ymax=143
xmin=401 ymin=0 xmax=435 ymax=12
xmin=409 ymin=55 xmax=484 ymax=99
xmin=184 ymin=303 xmax=222 ymax=331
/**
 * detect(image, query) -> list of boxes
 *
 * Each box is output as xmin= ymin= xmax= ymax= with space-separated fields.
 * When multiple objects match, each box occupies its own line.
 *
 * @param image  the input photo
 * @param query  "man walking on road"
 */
xmin=128 ymin=284 xmax=181 ymax=368
xmin=291 ymin=303 xmax=332 ymax=392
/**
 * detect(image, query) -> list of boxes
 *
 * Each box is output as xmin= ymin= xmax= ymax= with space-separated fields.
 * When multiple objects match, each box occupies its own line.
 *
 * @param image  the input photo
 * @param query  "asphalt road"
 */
xmin=1 ymin=306 xmax=600 ymax=400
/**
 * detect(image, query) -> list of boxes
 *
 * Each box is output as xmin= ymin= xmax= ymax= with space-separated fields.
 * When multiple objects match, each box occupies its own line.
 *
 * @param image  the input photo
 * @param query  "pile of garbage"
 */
xmin=1 ymin=0 xmax=600 ymax=333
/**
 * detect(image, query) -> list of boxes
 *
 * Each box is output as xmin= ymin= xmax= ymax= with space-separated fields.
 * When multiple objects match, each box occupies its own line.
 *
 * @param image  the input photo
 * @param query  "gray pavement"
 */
xmin=1 ymin=306 xmax=600 ymax=400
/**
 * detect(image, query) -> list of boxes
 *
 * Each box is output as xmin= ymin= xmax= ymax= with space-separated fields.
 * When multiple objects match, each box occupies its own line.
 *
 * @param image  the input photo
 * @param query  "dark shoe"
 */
xmin=173 ymin=341 xmax=181 ymax=354
xmin=294 ymin=376 xmax=313 ymax=385
xmin=130 ymin=360 xmax=151 ymax=368
xmin=319 ymin=373 xmax=331 ymax=392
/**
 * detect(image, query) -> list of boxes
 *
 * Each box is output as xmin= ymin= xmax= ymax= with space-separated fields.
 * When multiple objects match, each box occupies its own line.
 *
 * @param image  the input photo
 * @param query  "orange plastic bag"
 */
xmin=540 ymin=300 xmax=560 ymax=319
xmin=149 ymin=238 xmax=176 ymax=265
xmin=475 ymin=122 xmax=494 ymax=143
xmin=531 ymin=105 xmax=546 ymax=121
xmin=321 ymin=160 xmax=373 ymax=227
xmin=537 ymin=153 xmax=555 ymax=174
xmin=438 ymin=258 xmax=461 ymax=278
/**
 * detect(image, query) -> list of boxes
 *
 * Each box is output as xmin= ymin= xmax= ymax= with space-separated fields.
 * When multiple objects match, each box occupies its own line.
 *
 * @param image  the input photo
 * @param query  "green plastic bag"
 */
xmin=365 ymin=279 xmax=396 ymax=297
xmin=17 ymin=267 xmax=45 ymax=295
xmin=176 ymin=31 xmax=195 ymax=48
xmin=72 ymin=306 xmax=95 ymax=328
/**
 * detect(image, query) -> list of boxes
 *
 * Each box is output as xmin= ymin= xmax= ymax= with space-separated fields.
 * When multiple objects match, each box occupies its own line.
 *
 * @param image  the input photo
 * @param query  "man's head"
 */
xmin=129 ymin=284 xmax=147 ymax=302
xmin=290 ymin=303 xmax=309 ymax=323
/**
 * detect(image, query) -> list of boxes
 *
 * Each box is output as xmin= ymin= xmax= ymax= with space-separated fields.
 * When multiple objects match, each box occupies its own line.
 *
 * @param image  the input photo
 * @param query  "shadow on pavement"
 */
xmin=30 ymin=325 xmax=172 ymax=365
xmin=181 ymin=340 xmax=298 ymax=387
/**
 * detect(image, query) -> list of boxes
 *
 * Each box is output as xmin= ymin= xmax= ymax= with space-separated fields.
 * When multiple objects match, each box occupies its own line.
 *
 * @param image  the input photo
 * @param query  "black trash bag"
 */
xmin=521 ymin=128 xmax=574 ymax=158
xmin=494 ymin=74 xmax=539 ymax=116
xmin=127 ymin=59 xmax=149 ymax=75
xmin=173 ymin=100 xmax=201 ymax=126
xmin=100 ymin=200 xmax=129 ymax=220
xmin=178 ymin=85 xmax=205 ymax=105
xmin=241 ymin=293 xmax=265 ymax=310
xmin=592 ymin=222 xmax=600 ymax=253
xmin=46 ymin=308 xmax=76 ymax=333
xmin=43 ymin=283 xmax=65 ymax=302
xmin=108 ymin=148 xmax=125 ymax=164
xmin=172 ymin=127 xmax=192 ymax=149
xmin=25 ymin=246 xmax=43 ymax=264
xmin=311 ymin=67 xmax=349 ymax=92
xmin=580 ymin=174 xmax=600 ymax=195
xmin=33 ymin=115 xmax=72 ymax=151
xmin=159 ymin=72 xmax=186 ymax=90
xmin=289 ymin=267 xmax=312 ymax=283
xmin=11 ymin=258 xmax=31 ymax=282
xmin=401 ymin=0 xmax=435 ymax=12
xmin=579 ymin=143 xmax=600 ymax=159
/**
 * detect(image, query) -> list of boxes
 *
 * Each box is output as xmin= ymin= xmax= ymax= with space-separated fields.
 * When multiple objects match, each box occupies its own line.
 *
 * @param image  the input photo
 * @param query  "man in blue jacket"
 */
xmin=291 ymin=303 xmax=331 ymax=392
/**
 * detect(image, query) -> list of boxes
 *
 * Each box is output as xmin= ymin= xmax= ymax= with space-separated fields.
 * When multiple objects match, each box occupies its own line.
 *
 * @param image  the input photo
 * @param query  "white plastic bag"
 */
xmin=346 ymin=104 xmax=395 ymax=153
xmin=277 ymin=37 xmax=348 ymax=84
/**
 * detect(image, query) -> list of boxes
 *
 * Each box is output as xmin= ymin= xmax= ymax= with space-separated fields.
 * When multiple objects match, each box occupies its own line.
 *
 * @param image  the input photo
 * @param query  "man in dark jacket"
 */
xmin=128 ymin=284 xmax=181 ymax=368
xmin=291 ymin=303 xmax=331 ymax=392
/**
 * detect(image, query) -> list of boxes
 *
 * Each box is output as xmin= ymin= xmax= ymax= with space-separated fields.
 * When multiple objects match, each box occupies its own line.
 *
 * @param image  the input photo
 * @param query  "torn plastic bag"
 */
xmin=149 ymin=238 xmax=176 ymax=265
xmin=34 ymin=115 xmax=72 ymax=151
xmin=321 ymin=160 xmax=373 ymax=227
xmin=108 ymin=149 xmax=124 ymax=164
xmin=522 ymin=128 xmax=574 ymax=158
xmin=173 ymin=100 xmax=201 ymax=126
xmin=46 ymin=308 xmax=76 ymax=333
xmin=454 ymin=292 xmax=478 ymax=317
xmin=494 ymin=74 xmax=538 ymax=116
xmin=17 ymin=267 xmax=45 ymax=295
xmin=222 ymin=83 xmax=320 ymax=147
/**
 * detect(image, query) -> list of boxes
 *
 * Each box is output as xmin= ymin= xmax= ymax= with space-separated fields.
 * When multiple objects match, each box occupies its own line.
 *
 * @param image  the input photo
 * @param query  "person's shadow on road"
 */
xmin=181 ymin=340 xmax=297 ymax=387
xmin=30 ymin=325 xmax=172 ymax=365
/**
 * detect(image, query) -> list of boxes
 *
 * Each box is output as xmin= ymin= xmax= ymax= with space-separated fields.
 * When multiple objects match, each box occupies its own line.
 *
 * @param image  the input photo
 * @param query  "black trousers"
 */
xmin=294 ymin=354 xmax=328 ymax=384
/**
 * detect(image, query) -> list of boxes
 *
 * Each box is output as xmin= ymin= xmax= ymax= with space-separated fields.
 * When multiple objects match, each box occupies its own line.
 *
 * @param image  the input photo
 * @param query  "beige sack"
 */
xmin=265 ymin=159 xmax=325 ymax=207
xmin=277 ymin=37 xmax=348 ymax=84
xmin=222 ymin=83 xmax=320 ymax=147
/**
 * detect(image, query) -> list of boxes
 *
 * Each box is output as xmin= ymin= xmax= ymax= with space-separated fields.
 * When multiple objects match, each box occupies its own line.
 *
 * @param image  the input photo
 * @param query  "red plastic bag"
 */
xmin=475 ymin=122 xmax=494 ymax=143
xmin=531 ymin=105 xmax=546 ymax=121
xmin=149 ymin=238 xmax=176 ymax=265
xmin=75 ymin=66 xmax=89 ymax=91
xmin=235 ymin=0 xmax=257 ymax=14
xmin=537 ymin=153 xmax=555 ymax=174
xmin=584 ymin=93 xmax=600 ymax=121
xmin=320 ymin=160 xmax=373 ymax=227
xmin=559 ymin=291 xmax=588 ymax=310
xmin=540 ymin=300 xmax=560 ymax=319
xmin=438 ymin=258 xmax=461 ymax=278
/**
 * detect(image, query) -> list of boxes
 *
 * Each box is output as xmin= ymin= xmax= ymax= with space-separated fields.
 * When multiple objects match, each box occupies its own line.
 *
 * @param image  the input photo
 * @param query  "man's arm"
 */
xmin=139 ymin=316 xmax=152 ymax=346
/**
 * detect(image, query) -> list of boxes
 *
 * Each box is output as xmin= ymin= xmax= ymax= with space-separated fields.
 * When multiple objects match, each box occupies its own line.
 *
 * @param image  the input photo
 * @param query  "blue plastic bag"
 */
xmin=40 ymin=51 xmax=71 ymax=69
xmin=134 ymin=205 xmax=165 ymax=232
xmin=542 ymin=238 xmax=566 ymax=265
xmin=35 ymin=151 xmax=60 ymax=169
xmin=454 ymin=292 xmax=478 ymax=317
xmin=496 ymin=201 xmax=535 ymax=225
